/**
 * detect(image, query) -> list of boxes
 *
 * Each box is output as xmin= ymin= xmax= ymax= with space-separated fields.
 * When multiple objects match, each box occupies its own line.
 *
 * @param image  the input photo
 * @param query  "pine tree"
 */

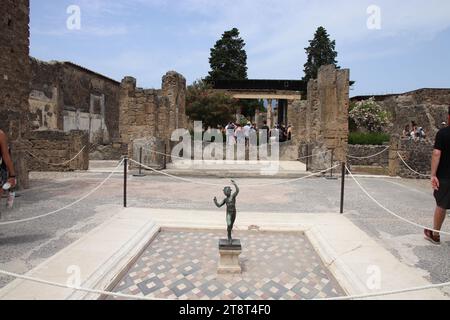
xmin=206 ymin=28 xmax=248 ymax=81
xmin=302 ymin=26 xmax=339 ymax=82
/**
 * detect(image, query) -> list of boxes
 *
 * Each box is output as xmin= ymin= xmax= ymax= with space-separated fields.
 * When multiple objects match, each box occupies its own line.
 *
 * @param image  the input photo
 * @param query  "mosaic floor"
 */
xmin=110 ymin=230 xmax=346 ymax=300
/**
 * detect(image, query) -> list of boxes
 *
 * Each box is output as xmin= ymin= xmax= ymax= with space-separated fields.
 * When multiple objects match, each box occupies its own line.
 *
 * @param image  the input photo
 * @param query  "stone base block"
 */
xmin=218 ymin=239 xmax=242 ymax=274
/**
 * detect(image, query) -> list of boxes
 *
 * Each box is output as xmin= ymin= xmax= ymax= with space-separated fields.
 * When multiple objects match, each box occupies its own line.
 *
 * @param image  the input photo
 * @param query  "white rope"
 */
xmin=0 ymin=160 xmax=124 ymax=226
xmin=129 ymin=158 xmax=340 ymax=187
xmin=347 ymin=146 xmax=390 ymax=160
xmin=0 ymin=269 xmax=167 ymax=300
xmin=346 ymin=165 xmax=450 ymax=236
xmin=26 ymin=146 xmax=87 ymax=167
xmin=1 ymin=265 xmax=448 ymax=301
xmin=397 ymin=151 xmax=431 ymax=177
xmin=322 ymin=281 xmax=450 ymax=300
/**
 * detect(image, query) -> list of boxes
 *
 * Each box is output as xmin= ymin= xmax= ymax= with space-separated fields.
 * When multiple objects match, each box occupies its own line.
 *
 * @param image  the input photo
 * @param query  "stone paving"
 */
xmin=111 ymin=230 xmax=345 ymax=300
xmin=0 ymin=170 xmax=449 ymax=296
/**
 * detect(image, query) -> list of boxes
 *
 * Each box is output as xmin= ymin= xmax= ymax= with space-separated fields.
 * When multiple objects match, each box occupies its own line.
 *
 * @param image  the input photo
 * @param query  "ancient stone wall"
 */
xmin=286 ymin=100 xmax=306 ymax=145
xmin=300 ymin=65 xmax=350 ymax=171
xmin=347 ymin=145 xmax=389 ymax=167
xmin=353 ymin=89 xmax=450 ymax=141
xmin=0 ymin=0 xmax=31 ymax=188
xmin=119 ymin=72 xmax=187 ymax=161
xmin=27 ymin=130 xmax=89 ymax=172
xmin=29 ymin=59 xmax=121 ymax=144
xmin=388 ymin=136 xmax=434 ymax=179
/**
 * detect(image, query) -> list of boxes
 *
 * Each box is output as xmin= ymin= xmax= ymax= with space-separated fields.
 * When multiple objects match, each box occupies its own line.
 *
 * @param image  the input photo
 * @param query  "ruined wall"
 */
xmin=300 ymin=65 xmax=350 ymax=171
xmin=352 ymin=89 xmax=450 ymax=141
xmin=286 ymin=99 xmax=306 ymax=145
xmin=347 ymin=145 xmax=389 ymax=167
xmin=27 ymin=130 xmax=89 ymax=172
xmin=0 ymin=0 xmax=31 ymax=188
xmin=30 ymin=59 xmax=121 ymax=144
xmin=119 ymin=71 xmax=187 ymax=162
xmin=388 ymin=138 xmax=433 ymax=179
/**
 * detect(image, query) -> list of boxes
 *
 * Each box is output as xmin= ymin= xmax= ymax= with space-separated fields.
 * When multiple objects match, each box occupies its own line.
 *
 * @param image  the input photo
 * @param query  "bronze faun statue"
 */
xmin=214 ymin=180 xmax=239 ymax=244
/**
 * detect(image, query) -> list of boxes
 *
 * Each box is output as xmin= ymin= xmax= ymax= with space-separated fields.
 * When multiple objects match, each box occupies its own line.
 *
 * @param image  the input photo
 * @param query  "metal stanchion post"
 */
xmin=306 ymin=144 xmax=309 ymax=171
xmin=340 ymin=162 xmax=346 ymax=214
xmin=330 ymin=149 xmax=334 ymax=178
xmin=124 ymin=157 xmax=128 ymax=208
xmin=163 ymin=144 xmax=167 ymax=170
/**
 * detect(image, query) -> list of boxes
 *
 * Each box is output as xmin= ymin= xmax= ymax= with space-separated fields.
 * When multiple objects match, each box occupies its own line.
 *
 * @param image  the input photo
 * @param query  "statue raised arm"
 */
xmin=213 ymin=180 xmax=239 ymax=243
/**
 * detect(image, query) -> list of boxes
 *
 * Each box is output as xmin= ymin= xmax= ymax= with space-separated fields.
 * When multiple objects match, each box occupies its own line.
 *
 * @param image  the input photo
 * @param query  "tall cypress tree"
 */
xmin=302 ymin=26 xmax=339 ymax=82
xmin=206 ymin=28 xmax=248 ymax=81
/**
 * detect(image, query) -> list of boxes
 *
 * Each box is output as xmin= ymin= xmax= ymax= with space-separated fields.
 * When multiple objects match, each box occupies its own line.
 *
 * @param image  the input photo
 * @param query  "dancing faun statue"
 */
xmin=214 ymin=180 xmax=239 ymax=244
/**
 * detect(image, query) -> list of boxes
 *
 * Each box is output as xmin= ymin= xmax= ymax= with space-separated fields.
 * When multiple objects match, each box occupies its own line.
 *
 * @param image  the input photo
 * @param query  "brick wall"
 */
xmin=119 ymin=71 xmax=187 ymax=158
xmin=396 ymin=139 xmax=433 ymax=179
xmin=27 ymin=130 xmax=89 ymax=172
xmin=348 ymin=145 xmax=389 ymax=167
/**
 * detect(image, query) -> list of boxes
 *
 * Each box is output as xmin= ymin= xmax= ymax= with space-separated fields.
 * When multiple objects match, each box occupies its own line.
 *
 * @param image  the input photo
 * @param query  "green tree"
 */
xmin=302 ymin=26 xmax=339 ymax=82
xmin=186 ymin=80 xmax=237 ymax=128
xmin=206 ymin=28 xmax=248 ymax=81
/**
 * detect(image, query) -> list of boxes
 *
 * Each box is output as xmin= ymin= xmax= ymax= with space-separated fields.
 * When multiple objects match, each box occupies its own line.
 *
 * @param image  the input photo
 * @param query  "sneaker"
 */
xmin=424 ymin=229 xmax=441 ymax=245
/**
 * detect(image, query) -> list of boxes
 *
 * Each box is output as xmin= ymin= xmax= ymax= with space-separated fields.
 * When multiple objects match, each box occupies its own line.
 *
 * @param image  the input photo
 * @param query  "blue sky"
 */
xmin=30 ymin=0 xmax=450 ymax=96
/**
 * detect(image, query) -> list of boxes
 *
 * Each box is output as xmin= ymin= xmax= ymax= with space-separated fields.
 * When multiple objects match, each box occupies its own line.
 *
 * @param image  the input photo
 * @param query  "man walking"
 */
xmin=424 ymin=109 xmax=450 ymax=244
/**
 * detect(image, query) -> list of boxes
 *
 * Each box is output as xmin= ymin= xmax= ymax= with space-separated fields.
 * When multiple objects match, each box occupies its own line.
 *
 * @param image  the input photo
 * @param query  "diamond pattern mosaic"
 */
xmin=110 ymin=230 xmax=345 ymax=300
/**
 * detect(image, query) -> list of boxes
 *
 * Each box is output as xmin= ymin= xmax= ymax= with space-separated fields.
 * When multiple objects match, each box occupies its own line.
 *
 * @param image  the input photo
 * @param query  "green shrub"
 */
xmin=348 ymin=132 xmax=390 ymax=145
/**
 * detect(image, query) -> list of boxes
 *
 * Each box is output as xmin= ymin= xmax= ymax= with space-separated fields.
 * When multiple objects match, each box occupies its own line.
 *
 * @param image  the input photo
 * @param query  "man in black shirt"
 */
xmin=424 ymin=111 xmax=450 ymax=244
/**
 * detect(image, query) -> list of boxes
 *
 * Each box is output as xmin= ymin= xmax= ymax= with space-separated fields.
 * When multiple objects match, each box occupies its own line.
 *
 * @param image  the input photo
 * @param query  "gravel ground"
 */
xmin=0 ymin=170 xmax=448 ymax=295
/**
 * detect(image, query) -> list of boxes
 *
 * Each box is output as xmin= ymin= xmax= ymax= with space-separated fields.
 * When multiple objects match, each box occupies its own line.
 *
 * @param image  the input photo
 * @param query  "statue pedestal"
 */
xmin=218 ymin=239 xmax=242 ymax=274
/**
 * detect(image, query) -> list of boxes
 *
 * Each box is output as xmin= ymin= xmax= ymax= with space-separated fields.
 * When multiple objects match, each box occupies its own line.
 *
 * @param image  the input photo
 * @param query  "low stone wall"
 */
xmin=89 ymin=142 xmax=127 ymax=160
xmin=396 ymin=139 xmax=433 ymax=179
xmin=27 ymin=130 xmax=89 ymax=171
xmin=348 ymin=145 xmax=389 ymax=167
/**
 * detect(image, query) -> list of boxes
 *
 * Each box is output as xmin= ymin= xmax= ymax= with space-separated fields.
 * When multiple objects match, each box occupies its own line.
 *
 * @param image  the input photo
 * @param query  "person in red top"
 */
xmin=425 ymin=108 xmax=450 ymax=244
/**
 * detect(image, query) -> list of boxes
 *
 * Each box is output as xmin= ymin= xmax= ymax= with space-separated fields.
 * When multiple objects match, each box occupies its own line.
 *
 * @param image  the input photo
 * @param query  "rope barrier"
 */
xmin=129 ymin=158 xmax=340 ymax=187
xmin=397 ymin=152 xmax=431 ymax=177
xmin=0 ymin=159 xmax=124 ymax=226
xmin=322 ymin=280 xmax=450 ymax=300
xmin=26 ymin=146 xmax=87 ymax=167
xmin=1 ymin=264 xmax=448 ymax=301
xmin=0 ymin=269 xmax=167 ymax=301
xmin=346 ymin=165 xmax=450 ymax=236
xmin=347 ymin=146 xmax=390 ymax=160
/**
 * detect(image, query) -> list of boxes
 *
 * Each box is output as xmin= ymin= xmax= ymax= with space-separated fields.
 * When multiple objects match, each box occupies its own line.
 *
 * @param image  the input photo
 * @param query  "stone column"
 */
xmin=236 ymin=106 xmax=242 ymax=123
xmin=267 ymin=99 xmax=273 ymax=128
xmin=255 ymin=108 xmax=260 ymax=128
xmin=388 ymin=135 xmax=400 ymax=177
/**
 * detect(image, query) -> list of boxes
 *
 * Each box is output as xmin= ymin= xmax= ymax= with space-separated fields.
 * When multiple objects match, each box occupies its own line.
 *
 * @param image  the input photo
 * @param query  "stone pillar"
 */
xmin=0 ymin=0 xmax=31 ymax=188
xmin=236 ymin=106 xmax=242 ymax=123
xmin=388 ymin=135 xmax=400 ymax=177
xmin=69 ymin=130 xmax=89 ymax=171
xmin=162 ymin=71 xmax=187 ymax=139
xmin=274 ymin=100 xmax=279 ymax=126
xmin=267 ymin=99 xmax=273 ymax=128
xmin=255 ymin=108 xmax=260 ymax=128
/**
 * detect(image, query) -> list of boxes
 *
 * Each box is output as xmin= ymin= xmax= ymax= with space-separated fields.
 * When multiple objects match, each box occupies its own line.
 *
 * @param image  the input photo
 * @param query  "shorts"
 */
xmin=434 ymin=179 xmax=450 ymax=210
